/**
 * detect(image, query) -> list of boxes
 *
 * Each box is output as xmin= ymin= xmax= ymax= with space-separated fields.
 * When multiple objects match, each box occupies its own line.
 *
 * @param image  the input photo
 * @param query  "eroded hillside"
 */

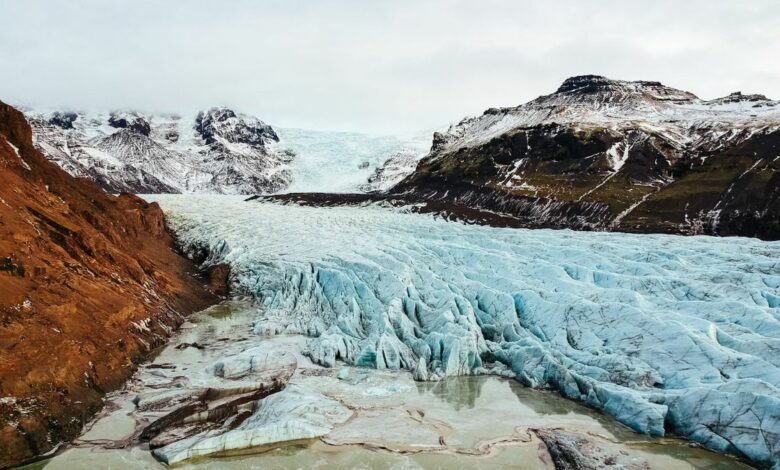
xmin=0 ymin=101 xmax=216 ymax=467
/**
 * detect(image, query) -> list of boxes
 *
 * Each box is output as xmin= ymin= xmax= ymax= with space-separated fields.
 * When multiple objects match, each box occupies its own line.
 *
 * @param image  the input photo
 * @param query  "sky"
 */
xmin=1 ymin=0 xmax=779 ymax=133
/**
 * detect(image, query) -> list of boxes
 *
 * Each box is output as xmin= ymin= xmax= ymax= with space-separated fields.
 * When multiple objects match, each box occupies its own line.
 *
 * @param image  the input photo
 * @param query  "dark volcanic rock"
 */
xmin=108 ymin=112 xmax=151 ymax=136
xmin=535 ymin=428 xmax=651 ymax=470
xmin=713 ymin=91 xmax=771 ymax=104
xmin=556 ymin=74 xmax=619 ymax=94
xmin=47 ymin=111 xmax=78 ymax=129
xmin=194 ymin=107 xmax=279 ymax=146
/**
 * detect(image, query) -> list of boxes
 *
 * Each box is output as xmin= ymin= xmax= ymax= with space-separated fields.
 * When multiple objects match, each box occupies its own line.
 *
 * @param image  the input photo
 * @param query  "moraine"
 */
xmin=35 ymin=194 xmax=777 ymax=469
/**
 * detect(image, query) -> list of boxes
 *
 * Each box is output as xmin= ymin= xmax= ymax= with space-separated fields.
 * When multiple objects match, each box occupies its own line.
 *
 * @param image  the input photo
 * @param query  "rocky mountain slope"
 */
xmin=392 ymin=75 xmax=780 ymax=239
xmin=0 ymin=101 xmax=217 ymax=467
xmin=24 ymin=107 xmax=295 ymax=194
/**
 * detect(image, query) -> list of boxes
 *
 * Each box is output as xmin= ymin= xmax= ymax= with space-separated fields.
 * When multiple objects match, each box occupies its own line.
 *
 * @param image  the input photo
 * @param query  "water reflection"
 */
xmin=414 ymin=376 xmax=485 ymax=410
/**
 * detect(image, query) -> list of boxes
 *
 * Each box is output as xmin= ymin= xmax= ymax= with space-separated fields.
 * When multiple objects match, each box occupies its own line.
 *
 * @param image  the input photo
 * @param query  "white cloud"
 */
xmin=1 ymin=0 xmax=778 ymax=133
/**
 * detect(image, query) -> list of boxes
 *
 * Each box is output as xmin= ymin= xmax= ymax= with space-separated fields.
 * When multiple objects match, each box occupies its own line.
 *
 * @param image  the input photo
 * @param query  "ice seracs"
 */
xmin=23 ymin=107 xmax=295 ymax=194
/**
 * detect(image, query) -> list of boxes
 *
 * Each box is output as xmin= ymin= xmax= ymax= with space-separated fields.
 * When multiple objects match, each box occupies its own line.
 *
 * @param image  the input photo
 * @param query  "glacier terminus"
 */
xmin=147 ymin=195 xmax=780 ymax=468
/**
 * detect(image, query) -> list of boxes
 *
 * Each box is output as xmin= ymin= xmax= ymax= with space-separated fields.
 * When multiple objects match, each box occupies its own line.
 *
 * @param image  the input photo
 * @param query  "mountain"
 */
xmin=391 ymin=75 xmax=780 ymax=239
xmin=0 ymin=101 xmax=216 ymax=467
xmin=24 ymin=107 xmax=295 ymax=194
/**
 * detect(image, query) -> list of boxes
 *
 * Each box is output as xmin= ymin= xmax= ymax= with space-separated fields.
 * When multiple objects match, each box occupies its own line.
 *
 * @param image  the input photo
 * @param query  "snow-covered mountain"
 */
xmin=393 ymin=75 xmax=780 ymax=239
xmin=24 ymin=107 xmax=295 ymax=194
xmin=429 ymin=75 xmax=779 ymax=154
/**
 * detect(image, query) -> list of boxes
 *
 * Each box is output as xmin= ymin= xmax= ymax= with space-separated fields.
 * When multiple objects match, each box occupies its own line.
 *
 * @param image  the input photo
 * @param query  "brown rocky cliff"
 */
xmin=0 ymin=101 xmax=217 ymax=467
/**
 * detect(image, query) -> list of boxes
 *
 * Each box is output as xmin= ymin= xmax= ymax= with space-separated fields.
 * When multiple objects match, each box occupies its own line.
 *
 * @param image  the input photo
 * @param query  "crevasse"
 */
xmin=150 ymin=195 xmax=780 ymax=468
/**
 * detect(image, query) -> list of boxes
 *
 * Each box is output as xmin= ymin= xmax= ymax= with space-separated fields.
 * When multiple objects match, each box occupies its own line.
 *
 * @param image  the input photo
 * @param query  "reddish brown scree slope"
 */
xmin=0 ymin=101 xmax=217 ymax=467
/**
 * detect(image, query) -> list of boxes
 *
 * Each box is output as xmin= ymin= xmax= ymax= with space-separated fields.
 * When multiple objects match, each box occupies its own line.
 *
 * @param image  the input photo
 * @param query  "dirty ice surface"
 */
xmin=140 ymin=195 xmax=780 ymax=467
xmin=35 ymin=302 xmax=750 ymax=469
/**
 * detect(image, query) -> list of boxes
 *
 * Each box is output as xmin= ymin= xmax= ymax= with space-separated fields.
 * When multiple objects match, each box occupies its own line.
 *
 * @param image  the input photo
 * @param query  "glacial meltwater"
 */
xmin=36 ymin=195 xmax=779 ymax=468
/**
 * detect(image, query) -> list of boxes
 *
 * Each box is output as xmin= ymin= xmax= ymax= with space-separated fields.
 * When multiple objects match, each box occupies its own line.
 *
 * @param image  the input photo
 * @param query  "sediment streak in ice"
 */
xmin=151 ymin=194 xmax=780 ymax=467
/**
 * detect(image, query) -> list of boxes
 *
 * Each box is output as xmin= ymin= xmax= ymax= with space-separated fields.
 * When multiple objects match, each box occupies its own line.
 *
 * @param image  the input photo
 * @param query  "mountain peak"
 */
xmin=108 ymin=112 xmax=151 ymax=136
xmin=195 ymin=107 xmax=279 ymax=147
xmin=24 ymin=107 xmax=294 ymax=195
xmin=555 ymin=75 xmax=613 ymax=94
xmin=554 ymin=75 xmax=698 ymax=102
xmin=709 ymin=91 xmax=771 ymax=104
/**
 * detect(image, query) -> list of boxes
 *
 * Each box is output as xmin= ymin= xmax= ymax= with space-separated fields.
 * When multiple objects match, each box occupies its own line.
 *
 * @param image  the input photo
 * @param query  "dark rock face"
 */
xmin=556 ymin=74 xmax=619 ymax=94
xmin=555 ymin=74 xmax=697 ymax=102
xmin=391 ymin=76 xmax=780 ymax=240
xmin=108 ymin=112 xmax=151 ymax=136
xmin=48 ymin=111 xmax=78 ymax=129
xmin=195 ymin=107 xmax=279 ymax=147
xmin=715 ymin=91 xmax=771 ymax=104
xmin=204 ymin=264 xmax=231 ymax=298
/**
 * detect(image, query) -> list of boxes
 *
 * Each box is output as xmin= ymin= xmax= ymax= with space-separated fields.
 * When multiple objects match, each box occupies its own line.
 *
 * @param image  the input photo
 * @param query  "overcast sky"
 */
xmin=1 ymin=0 xmax=778 ymax=133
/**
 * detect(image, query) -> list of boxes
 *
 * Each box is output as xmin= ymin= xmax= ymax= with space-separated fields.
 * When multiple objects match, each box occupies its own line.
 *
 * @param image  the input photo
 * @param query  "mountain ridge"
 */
xmin=391 ymin=75 xmax=780 ymax=239
xmin=24 ymin=107 xmax=295 ymax=194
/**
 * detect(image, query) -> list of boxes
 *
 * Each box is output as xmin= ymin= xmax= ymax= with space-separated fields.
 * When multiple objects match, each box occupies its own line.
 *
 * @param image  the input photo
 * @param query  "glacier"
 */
xmin=277 ymin=128 xmax=430 ymax=193
xmin=150 ymin=194 xmax=780 ymax=468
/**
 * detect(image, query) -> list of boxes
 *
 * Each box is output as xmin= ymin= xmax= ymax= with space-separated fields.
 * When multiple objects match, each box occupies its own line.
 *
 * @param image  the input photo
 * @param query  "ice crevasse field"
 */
xmin=145 ymin=194 xmax=780 ymax=467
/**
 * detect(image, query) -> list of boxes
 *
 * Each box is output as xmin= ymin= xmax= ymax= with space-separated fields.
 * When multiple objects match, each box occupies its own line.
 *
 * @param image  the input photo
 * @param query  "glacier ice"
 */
xmin=276 ymin=128 xmax=429 ymax=193
xmin=150 ymin=194 xmax=780 ymax=467
xmin=361 ymin=148 xmax=426 ymax=192
xmin=152 ymin=388 xmax=351 ymax=465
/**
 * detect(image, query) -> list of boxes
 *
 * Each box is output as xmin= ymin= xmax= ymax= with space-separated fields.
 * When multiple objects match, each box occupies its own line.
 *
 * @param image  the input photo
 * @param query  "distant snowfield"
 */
xmin=150 ymin=194 xmax=780 ymax=467
xmin=276 ymin=128 xmax=431 ymax=193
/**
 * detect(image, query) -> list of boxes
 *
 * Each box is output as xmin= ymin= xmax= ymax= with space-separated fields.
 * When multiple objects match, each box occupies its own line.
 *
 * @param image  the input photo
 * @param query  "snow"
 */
xmin=23 ymin=108 xmax=294 ymax=194
xmin=79 ymin=146 xmax=124 ymax=167
xmin=3 ymin=138 xmax=31 ymax=171
xmin=149 ymin=194 xmax=780 ymax=467
xmin=23 ymin=108 xmax=433 ymax=195
xmin=361 ymin=148 xmax=428 ymax=192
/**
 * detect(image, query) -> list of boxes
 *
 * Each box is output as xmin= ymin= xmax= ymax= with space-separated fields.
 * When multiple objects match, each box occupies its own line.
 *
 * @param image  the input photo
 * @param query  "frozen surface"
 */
xmin=277 ymin=128 xmax=430 ymax=193
xmin=39 ymin=302 xmax=750 ymax=469
xmin=154 ymin=389 xmax=351 ymax=465
xmin=361 ymin=148 xmax=425 ymax=192
xmin=150 ymin=195 xmax=780 ymax=467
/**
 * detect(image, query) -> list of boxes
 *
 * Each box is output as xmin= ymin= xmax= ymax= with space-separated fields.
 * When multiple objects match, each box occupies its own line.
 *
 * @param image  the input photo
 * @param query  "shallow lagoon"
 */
xmin=31 ymin=302 xmax=750 ymax=469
